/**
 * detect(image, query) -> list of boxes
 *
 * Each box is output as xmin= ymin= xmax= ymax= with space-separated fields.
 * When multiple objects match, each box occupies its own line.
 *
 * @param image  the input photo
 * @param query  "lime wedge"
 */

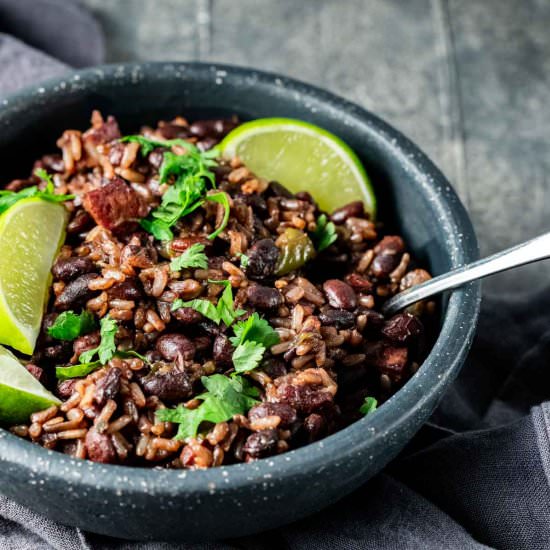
xmin=219 ymin=118 xmax=376 ymax=216
xmin=0 ymin=345 xmax=60 ymax=424
xmin=0 ymin=198 xmax=67 ymax=355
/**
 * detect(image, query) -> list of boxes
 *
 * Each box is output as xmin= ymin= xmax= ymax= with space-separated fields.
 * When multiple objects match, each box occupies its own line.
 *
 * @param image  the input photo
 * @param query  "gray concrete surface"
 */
xmin=81 ymin=0 xmax=550 ymax=297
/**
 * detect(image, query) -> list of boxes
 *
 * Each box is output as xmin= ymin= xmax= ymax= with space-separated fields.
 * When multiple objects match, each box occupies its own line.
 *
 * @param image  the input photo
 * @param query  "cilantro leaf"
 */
xmin=170 ymin=243 xmax=208 ymax=272
xmin=171 ymin=279 xmax=245 ymax=327
xmin=229 ymin=313 xmax=280 ymax=373
xmin=79 ymin=315 xmax=118 ymax=364
xmin=171 ymin=297 xmax=219 ymax=322
xmin=230 ymin=312 xmax=280 ymax=348
xmin=47 ymin=310 xmax=97 ymax=341
xmin=238 ymin=253 xmax=249 ymax=269
xmin=55 ymin=350 xmax=148 ymax=381
xmin=359 ymin=396 xmax=378 ymax=416
xmin=34 ymin=168 xmax=55 ymax=193
xmin=0 ymin=170 xmax=73 ymax=215
xmin=205 ymin=191 xmax=230 ymax=240
xmin=132 ymin=140 xmax=218 ymax=241
xmin=215 ymin=280 xmax=247 ymax=327
xmin=156 ymin=374 xmax=260 ymax=440
xmin=140 ymin=218 xmax=174 ymax=241
xmin=311 ymin=214 xmax=338 ymax=252
xmin=55 ymin=361 xmax=101 ymax=381
xmin=116 ymin=350 xmax=149 ymax=362
xmin=232 ymin=340 xmax=265 ymax=373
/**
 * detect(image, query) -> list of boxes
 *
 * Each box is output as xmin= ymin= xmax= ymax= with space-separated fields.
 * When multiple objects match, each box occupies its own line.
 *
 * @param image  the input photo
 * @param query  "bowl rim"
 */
xmin=0 ymin=61 xmax=481 ymax=494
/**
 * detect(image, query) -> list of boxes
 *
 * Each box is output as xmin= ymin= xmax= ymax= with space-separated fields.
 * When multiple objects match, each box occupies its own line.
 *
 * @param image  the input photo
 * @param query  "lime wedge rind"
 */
xmin=219 ymin=117 xmax=376 ymax=217
xmin=0 ymin=345 xmax=60 ymax=425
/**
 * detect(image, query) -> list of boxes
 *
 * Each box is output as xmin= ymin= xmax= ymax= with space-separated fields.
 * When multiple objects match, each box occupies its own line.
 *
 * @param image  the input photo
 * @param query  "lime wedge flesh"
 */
xmin=219 ymin=118 xmax=376 ymax=216
xmin=0 ymin=345 xmax=60 ymax=424
xmin=0 ymin=198 xmax=67 ymax=354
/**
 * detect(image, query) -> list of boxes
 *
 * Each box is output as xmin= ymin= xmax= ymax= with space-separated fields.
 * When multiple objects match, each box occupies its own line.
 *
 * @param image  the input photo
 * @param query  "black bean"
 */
xmin=246 ymin=284 xmax=282 ymax=309
xmin=322 ymin=279 xmax=357 ymax=310
xmin=141 ymin=367 xmax=193 ymax=401
xmin=85 ymin=428 xmax=116 ymax=464
xmin=267 ymin=181 xmax=293 ymax=198
xmin=73 ymin=332 xmax=100 ymax=359
xmin=260 ymin=356 xmax=287 ymax=379
xmin=381 ymin=313 xmax=423 ymax=344
xmin=243 ymin=429 xmax=278 ymax=459
xmin=189 ymin=118 xmax=239 ymax=139
xmin=374 ymin=236 xmax=405 ymax=256
xmin=371 ymin=254 xmax=401 ymax=278
xmin=248 ymin=403 xmax=297 ymax=427
xmin=245 ymin=239 xmax=280 ymax=280
xmin=57 ymin=379 xmax=78 ymax=399
xmin=54 ymin=273 xmax=99 ymax=310
xmin=93 ymin=367 xmax=122 ymax=407
xmin=294 ymin=191 xmax=314 ymax=204
xmin=235 ymin=192 xmax=268 ymax=216
xmin=319 ymin=309 xmax=355 ymax=328
xmin=156 ymin=333 xmax=195 ymax=362
xmin=359 ymin=310 xmax=385 ymax=335
xmin=107 ymin=280 xmax=143 ymax=300
xmin=194 ymin=335 xmax=212 ymax=354
xmin=331 ymin=201 xmax=365 ymax=224
xmin=303 ymin=413 xmax=327 ymax=442
xmin=52 ymin=257 xmax=96 ymax=282
xmin=213 ymin=335 xmax=234 ymax=366
xmin=197 ymin=137 xmax=218 ymax=151
xmin=173 ymin=307 xmax=203 ymax=325
xmin=157 ymin=123 xmax=192 ymax=140
xmin=66 ymin=210 xmax=93 ymax=235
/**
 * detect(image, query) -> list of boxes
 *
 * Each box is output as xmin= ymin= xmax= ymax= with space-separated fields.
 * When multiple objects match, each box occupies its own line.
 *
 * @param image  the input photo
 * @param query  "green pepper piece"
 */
xmin=275 ymin=228 xmax=316 ymax=275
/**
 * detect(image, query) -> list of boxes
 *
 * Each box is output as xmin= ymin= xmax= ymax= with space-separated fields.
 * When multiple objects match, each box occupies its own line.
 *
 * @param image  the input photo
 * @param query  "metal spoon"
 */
xmin=382 ymin=231 xmax=550 ymax=317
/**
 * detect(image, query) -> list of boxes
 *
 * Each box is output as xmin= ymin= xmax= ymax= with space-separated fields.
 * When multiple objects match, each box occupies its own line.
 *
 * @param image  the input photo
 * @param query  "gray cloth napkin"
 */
xmin=3 ymin=2 xmax=550 ymax=549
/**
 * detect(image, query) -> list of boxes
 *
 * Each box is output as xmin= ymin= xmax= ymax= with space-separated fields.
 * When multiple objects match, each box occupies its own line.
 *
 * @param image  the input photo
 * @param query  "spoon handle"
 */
xmin=382 ymin=231 xmax=550 ymax=316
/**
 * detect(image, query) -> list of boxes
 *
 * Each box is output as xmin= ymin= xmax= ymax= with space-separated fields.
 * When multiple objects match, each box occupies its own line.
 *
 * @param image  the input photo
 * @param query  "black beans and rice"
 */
xmin=6 ymin=112 xmax=434 ymax=468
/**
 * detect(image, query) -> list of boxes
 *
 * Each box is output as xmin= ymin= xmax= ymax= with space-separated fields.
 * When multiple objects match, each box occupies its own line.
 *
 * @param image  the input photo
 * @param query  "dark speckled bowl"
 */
xmin=0 ymin=62 xmax=480 ymax=541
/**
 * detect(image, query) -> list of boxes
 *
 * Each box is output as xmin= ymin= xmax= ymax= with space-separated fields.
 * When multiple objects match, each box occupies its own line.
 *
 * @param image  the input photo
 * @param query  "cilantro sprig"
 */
xmin=360 ymin=396 xmax=378 ymax=416
xmin=121 ymin=135 xmax=225 ymax=241
xmin=171 ymin=279 xmax=246 ymax=326
xmin=78 ymin=315 xmax=118 ymax=364
xmin=229 ymin=313 xmax=280 ymax=373
xmin=56 ymin=361 xmax=102 ymax=381
xmin=55 ymin=316 xmax=150 ymax=380
xmin=0 ymin=169 xmax=74 ymax=216
xmin=169 ymin=243 xmax=209 ymax=272
xmin=310 ymin=214 xmax=337 ymax=252
xmin=155 ymin=373 xmax=260 ymax=440
xmin=47 ymin=310 xmax=97 ymax=341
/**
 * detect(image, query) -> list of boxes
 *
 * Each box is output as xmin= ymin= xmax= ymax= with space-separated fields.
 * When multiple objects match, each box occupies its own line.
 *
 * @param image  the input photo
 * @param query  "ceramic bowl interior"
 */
xmin=0 ymin=63 xmax=480 ymax=541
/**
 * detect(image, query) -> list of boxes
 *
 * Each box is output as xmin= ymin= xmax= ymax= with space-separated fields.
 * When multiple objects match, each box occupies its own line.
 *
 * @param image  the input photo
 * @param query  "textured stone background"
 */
xmin=81 ymin=0 xmax=550 ymax=297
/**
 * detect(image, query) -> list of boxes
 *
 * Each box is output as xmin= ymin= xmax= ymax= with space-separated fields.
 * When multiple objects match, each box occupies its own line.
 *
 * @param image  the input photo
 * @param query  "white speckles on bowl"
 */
xmin=0 ymin=62 xmax=480 ymax=542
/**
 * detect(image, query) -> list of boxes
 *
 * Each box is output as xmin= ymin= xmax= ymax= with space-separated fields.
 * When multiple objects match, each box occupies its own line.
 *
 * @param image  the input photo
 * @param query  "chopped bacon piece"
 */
xmin=82 ymin=177 xmax=149 ymax=231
